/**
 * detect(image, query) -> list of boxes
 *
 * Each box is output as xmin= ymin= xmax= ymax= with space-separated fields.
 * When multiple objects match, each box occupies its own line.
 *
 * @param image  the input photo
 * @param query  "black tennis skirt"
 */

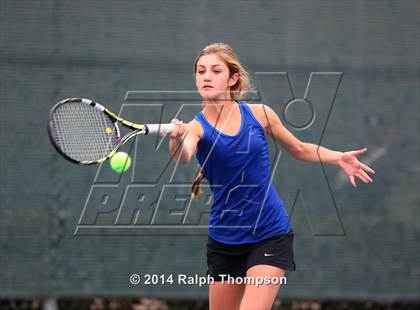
xmin=207 ymin=233 xmax=296 ymax=281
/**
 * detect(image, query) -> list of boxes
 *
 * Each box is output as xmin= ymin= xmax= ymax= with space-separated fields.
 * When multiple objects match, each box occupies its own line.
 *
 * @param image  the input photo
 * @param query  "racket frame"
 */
xmin=48 ymin=98 xmax=173 ymax=165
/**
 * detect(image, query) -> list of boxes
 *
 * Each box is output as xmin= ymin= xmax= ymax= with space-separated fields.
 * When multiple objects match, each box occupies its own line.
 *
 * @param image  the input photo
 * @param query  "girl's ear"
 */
xmin=228 ymin=72 xmax=239 ymax=87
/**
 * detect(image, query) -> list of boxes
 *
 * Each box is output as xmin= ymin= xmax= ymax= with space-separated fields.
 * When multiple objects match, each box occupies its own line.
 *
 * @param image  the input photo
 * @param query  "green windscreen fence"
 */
xmin=0 ymin=0 xmax=419 ymax=300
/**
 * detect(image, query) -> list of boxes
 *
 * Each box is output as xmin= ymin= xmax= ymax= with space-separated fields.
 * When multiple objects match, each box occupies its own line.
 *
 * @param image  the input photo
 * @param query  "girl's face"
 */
xmin=195 ymin=54 xmax=238 ymax=101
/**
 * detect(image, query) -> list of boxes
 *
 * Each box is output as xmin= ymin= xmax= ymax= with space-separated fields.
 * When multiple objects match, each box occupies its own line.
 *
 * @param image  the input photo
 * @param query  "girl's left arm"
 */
xmin=256 ymin=104 xmax=375 ymax=187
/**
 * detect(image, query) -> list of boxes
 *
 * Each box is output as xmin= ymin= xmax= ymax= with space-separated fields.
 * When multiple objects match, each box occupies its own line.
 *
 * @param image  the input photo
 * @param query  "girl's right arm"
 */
xmin=167 ymin=118 xmax=202 ymax=165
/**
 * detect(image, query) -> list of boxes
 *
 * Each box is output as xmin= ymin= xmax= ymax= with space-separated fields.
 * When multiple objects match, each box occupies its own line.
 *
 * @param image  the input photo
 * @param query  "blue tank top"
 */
xmin=194 ymin=101 xmax=292 ymax=244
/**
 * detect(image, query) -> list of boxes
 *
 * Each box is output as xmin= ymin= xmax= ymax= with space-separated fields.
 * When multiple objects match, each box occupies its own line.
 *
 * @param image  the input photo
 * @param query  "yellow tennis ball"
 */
xmin=110 ymin=152 xmax=132 ymax=173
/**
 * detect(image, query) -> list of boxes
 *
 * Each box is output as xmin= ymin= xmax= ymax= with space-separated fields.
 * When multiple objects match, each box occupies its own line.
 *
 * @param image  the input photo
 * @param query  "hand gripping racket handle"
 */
xmin=145 ymin=123 xmax=175 ymax=135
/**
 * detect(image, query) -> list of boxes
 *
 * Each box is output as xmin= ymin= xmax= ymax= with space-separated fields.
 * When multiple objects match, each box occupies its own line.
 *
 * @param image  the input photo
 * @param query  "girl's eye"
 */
xmin=198 ymin=71 xmax=204 ymax=74
xmin=213 ymin=71 xmax=221 ymax=74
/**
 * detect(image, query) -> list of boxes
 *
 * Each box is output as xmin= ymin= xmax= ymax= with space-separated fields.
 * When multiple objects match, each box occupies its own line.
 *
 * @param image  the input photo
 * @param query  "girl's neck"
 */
xmin=203 ymin=99 xmax=237 ymax=119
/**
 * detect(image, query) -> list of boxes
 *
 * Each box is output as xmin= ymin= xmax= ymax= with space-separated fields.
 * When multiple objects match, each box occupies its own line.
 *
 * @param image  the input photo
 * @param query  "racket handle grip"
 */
xmin=146 ymin=123 xmax=175 ymax=134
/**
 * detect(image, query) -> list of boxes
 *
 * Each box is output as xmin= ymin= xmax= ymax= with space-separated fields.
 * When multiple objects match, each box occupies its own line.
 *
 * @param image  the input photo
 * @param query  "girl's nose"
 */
xmin=204 ymin=72 xmax=211 ymax=81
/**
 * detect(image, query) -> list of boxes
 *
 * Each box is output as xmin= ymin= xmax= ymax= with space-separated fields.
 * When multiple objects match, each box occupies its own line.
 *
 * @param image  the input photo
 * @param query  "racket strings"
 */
xmin=49 ymin=102 xmax=119 ymax=162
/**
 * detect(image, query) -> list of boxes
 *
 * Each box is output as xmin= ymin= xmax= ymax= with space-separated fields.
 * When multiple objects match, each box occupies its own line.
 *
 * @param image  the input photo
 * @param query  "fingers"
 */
xmin=359 ymin=162 xmax=375 ymax=174
xmin=349 ymin=175 xmax=356 ymax=187
xmin=173 ymin=120 xmax=186 ymax=136
xmin=356 ymin=170 xmax=372 ymax=183
xmin=350 ymin=148 xmax=376 ymax=186
xmin=360 ymin=169 xmax=373 ymax=182
xmin=163 ymin=119 xmax=186 ymax=139
xmin=353 ymin=148 xmax=367 ymax=155
xmin=350 ymin=168 xmax=373 ymax=187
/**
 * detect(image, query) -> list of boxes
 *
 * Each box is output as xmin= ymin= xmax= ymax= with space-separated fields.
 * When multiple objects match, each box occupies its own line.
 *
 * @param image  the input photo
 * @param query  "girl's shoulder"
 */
xmin=243 ymin=103 xmax=267 ymax=130
xmin=188 ymin=117 xmax=204 ymax=140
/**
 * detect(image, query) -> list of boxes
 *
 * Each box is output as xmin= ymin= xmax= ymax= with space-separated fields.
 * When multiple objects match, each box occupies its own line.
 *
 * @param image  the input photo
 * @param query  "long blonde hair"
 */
xmin=191 ymin=43 xmax=251 ymax=198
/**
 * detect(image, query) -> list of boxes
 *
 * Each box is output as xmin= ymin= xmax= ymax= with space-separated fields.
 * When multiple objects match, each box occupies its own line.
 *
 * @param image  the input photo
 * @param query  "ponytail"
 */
xmin=191 ymin=166 xmax=205 ymax=199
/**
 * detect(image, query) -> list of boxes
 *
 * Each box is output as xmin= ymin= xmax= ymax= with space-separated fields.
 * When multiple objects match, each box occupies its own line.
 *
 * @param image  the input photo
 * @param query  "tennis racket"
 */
xmin=48 ymin=98 xmax=174 ymax=165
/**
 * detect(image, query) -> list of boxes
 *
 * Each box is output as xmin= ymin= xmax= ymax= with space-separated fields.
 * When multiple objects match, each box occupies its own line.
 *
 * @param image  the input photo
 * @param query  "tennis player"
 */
xmin=167 ymin=43 xmax=375 ymax=310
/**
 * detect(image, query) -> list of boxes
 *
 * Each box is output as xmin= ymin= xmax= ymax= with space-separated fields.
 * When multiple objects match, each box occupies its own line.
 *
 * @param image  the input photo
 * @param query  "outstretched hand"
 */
xmin=337 ymin=148 xmax=375 ymax=187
